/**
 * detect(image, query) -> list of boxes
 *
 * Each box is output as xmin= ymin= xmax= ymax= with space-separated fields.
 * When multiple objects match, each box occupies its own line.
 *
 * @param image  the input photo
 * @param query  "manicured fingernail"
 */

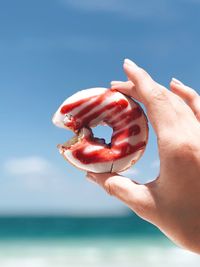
xmin=172 ymin=78 xmax=184 ymax=85
xmin=110 ymin=81 xmax=123 ymax=85
xmin=124 ymin=58 xmax=137 ymax=67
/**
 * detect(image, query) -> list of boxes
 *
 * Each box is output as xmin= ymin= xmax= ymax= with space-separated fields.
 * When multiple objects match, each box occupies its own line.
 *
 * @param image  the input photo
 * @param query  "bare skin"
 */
xmin=86 ymin=59 xmax=200 ymax=254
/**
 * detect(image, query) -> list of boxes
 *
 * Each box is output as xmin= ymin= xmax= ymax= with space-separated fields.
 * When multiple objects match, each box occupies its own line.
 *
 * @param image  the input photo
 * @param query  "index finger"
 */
xmin=113 ymin=59 xmax=184 ymax=137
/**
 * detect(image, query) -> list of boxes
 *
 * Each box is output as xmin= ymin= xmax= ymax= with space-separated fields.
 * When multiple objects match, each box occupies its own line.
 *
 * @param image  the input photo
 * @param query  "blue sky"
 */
xmin=0 ymin=0 xmax=200 ymax=215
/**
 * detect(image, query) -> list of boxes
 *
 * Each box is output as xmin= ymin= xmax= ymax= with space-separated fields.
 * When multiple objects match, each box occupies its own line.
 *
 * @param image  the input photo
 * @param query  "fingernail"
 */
xmin=111 ymin=81 xmax=123 ymax=85
xmin=172 ymin=78 xmax=184 ymax=85
xmin=124 ymin=58 xmax=137 ymax=67
xmin=86 ymin=173 xmax=96 ymax=184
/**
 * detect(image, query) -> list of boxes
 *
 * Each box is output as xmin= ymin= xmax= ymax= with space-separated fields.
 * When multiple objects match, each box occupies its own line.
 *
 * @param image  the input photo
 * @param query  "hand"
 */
xmin=86 ymin=59 xmax=200 ymax=253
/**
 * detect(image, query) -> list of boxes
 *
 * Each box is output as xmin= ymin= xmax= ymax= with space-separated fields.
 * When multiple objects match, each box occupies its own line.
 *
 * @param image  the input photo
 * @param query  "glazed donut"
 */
xmin=52 ymin=88 xmax=148 ymax=173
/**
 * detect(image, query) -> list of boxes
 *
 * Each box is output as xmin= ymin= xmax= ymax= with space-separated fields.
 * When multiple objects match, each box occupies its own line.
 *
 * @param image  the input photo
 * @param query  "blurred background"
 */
xmin=1 ymin=0 xmax=200 ymax=266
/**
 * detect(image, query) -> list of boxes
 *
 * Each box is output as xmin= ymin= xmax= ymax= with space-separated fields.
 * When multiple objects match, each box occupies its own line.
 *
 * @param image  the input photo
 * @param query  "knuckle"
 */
xmin=130 ymin=197 xmax=154 ymax=220
xmin=104 ymin=179 xmax=117 ymax=196
xmin=131 ymin=201 xmax=147 ymax=218
xmin=151 ymin=86 xmax=168 ymax=102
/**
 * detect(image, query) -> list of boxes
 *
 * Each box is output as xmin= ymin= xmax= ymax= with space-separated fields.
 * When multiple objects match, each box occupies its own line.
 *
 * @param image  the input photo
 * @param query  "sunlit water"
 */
xmin=0 ymin=216 xmax=199 ymax=266
xmin=0 ymin=238 xmax=199 ymax=267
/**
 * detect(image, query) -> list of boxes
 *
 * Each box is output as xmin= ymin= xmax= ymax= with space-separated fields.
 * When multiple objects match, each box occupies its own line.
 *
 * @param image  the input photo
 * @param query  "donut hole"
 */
xmin=92 ymin=125 xmax=113 ymax=145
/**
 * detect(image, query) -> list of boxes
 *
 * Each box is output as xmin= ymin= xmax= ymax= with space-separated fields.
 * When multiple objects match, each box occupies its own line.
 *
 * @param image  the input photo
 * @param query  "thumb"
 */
xmin=86 ymin=172 xmax=155 ymax=220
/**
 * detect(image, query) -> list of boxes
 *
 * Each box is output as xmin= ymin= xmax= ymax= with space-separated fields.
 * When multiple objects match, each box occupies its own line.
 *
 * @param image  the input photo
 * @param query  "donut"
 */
xmin=52 ymin=88 xmax=148 ymax=173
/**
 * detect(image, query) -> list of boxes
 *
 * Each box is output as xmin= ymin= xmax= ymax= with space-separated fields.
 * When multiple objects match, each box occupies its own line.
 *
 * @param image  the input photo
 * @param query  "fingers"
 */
xmin=111 ymin=81 xmax=141 ymax=102
xmin=86 ymin=172 xmax=155 ymax=219
xmin=170 ymin=78 xmax=200 ymax=122
xmin=111 ymin=59 xmax=181 ymax=137
xmin=122 ymin=59 xmax=168 ymax=107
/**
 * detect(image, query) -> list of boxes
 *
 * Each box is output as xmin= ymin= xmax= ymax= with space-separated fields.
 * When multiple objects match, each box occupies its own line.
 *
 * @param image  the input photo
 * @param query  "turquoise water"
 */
xmin=0 ymin=215 xmax=161 ymax=239
xmin=0 ymin=216 xmax=199 ymax=266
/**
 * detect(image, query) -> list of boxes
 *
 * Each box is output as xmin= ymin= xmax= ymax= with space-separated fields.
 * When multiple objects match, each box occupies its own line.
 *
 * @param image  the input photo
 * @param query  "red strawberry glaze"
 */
xmin=60 ymin=89 xmax=146 ymax=164
xmin=72 ymin=139 xmax=146 ymax=164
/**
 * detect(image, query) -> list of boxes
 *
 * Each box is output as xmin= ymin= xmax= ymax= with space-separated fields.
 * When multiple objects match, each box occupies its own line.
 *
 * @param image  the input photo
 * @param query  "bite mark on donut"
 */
xmin=52 ymin=88 xmax=148 ymax=173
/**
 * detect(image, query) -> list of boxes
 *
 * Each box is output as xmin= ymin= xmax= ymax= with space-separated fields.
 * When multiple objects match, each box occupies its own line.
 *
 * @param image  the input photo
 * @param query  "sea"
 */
xmin=0 ymin=215 xmax=199 ymax=267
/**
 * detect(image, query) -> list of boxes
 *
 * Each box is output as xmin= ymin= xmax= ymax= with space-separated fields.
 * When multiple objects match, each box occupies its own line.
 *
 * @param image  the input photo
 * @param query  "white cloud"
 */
xmin=61 ymin=0 xmax=127 ymax=13
xmin=3 ymin=156 xmax=58 ymax=192
xmin=4 ymin=156 xmax=51 ymax=176
xmin=60 ymin=0 xmax=175 ymax=20
xmin=2 ymin=156 xmax=128 ymax=215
